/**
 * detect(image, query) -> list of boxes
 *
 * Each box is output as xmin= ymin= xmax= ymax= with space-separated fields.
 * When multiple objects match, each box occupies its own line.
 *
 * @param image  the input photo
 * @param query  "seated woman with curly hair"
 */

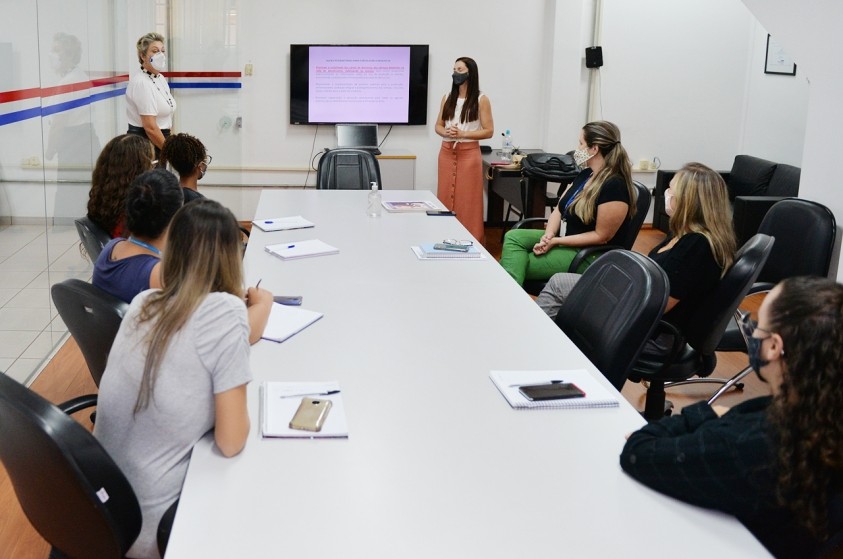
xmin=158 ymin=132 xmax=211 ymax=203
xmin=87 ymin=134 xmax=155 ymax=238
xmin=621 ymin=276 xmax=843 ymax=557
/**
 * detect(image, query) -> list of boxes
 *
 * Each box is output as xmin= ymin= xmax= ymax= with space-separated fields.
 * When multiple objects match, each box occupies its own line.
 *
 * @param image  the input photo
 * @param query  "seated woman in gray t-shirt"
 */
xmin=94 ymin=200 xmax=273 ymax=559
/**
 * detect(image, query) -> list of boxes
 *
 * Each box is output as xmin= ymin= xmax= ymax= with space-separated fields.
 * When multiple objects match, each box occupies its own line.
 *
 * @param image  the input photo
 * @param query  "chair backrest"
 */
xmin=0 ymin=373 xmax=141 ymax=558
xmin=682 ymin=234 xmax=774 ymax=355
xmin=757 ymin=198 xmax=836 ymax=284
xmin=74 ymin=216 xmax=112 ymax=261
xmin=619 ymin=181 xmax=653 ymax=249
xmin=51 ymin=279 xmax=129 ymax=387
xmin=555 ymin=250 xmax=669 ymax=390
xmin=316 ymin=148 xmax=383 ymax=190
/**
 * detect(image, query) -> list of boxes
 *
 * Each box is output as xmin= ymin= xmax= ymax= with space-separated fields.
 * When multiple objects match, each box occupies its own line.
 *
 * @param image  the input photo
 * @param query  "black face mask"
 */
xmin=452 ymin=72 xmax=469 ymax=86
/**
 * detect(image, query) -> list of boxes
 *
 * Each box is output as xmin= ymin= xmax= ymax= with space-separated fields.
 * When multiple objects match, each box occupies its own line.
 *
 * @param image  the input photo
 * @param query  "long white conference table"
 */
xmin=165 ymin=189 xmax=769 ymax=558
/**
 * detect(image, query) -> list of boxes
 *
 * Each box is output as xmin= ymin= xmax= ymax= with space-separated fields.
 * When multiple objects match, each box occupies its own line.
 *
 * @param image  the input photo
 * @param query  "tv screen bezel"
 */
xmin=289 ymin=44 xmax=429 ymax=126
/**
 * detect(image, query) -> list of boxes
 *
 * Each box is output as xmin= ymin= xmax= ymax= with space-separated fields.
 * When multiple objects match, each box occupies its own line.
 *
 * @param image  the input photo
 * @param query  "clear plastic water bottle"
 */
xmin=367 ymin=181 xmax=382 ymax=217
xmin=501 ymin=129 xmax=513 ymax=162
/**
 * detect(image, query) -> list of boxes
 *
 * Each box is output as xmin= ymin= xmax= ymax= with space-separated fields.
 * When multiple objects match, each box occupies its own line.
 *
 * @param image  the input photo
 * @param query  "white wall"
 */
xmin=740 ymin=0 xmax=843 ymax=278
xmin=0 ymin=0 xmax=814 ymax=230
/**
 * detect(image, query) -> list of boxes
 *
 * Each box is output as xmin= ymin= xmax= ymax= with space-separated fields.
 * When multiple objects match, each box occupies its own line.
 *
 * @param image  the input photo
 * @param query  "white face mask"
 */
xmin=150 ymin=52 xmax=167 ymax=72
xmin=573 ymin=147 xmax=593 ymax=167
xmin=664 ymin=188 xmax=675 ymax=217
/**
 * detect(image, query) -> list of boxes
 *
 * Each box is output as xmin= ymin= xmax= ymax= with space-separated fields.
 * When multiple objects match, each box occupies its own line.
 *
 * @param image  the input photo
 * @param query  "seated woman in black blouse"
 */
xmin=536 ymin=162 xmax=736 ymax=351
xmin=158 ymin=132 xmax=211 ymax=203
xmin=621 ymin=276 xmax=843 ymax=558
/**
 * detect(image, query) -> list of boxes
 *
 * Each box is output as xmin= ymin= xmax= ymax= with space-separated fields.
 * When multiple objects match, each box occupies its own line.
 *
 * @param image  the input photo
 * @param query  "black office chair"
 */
xmin=511 ymin=181 xmax=652 ymax=295
xmin=701 ymin=199 xmax=836 ymax=403
xmin=628 ymin=234 xmax=774 ymax=420
xmin=555 ymin=250 xmax=669 ymax=391
xmin=74 ymin=216 xmax=112 ymax=262
xmin=316 ymin=148 xmax=383 ymax=190
xmin=51 ymin=279 xmax=128 ymax=388
xmin=0 ymin=372 xmax=141 ymax=559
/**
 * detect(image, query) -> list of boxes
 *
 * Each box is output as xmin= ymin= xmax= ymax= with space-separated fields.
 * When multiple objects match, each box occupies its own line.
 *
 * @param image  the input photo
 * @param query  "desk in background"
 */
xmin=484 ymin=149 xmax=547 ymax=226
xmin=166 ymin=189 xmax=769 ymax=558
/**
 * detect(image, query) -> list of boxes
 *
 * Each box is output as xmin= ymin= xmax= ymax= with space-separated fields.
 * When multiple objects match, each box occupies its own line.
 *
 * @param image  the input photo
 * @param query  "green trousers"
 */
xmin=500 ymin=229 xmax=592 ymax=285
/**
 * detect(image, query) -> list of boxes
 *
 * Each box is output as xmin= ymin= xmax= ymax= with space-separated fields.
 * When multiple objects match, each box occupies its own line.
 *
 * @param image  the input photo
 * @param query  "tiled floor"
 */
xmin=0 ymin=224 xmax=92 ymax=384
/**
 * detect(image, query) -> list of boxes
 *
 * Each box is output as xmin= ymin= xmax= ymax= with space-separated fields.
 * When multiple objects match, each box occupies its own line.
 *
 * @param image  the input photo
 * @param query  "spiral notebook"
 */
xmin=411 ymin=244 xmax=484 ymax=260
xmin=260 ymin=381 xmax=348 ymax=438
xmin=489 ymin=370 xmax=619 ymax=409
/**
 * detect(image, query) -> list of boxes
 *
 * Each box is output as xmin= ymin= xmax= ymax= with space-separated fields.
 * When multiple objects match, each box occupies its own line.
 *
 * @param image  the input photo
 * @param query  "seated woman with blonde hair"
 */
xmin=499 ymin=120 xmax=636 ymax=286
xmin=537 ymin=162 xmax=736 ymax=354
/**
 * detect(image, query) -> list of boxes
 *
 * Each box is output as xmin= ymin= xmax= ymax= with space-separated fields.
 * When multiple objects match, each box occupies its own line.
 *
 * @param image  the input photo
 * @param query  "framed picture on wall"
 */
xmin=764 ymin=34 xmax=797 ymax=76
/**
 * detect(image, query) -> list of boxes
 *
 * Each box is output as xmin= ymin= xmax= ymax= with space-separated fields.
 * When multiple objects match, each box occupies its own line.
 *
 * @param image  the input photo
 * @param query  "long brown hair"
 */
xmin=766 ymin=276 xmax=843 ymax=539
xmin=570 ymin=121 xmax=635 ymax=224
xmin=669 ymin=162 xmax=736 ymax=275
xmin=134 ymin=199 xmax=244 ymax=412
xmin=87 ymin=134 xmax=154 ymax=236
xmin=441 ymin=57 xmax=480 ymax=124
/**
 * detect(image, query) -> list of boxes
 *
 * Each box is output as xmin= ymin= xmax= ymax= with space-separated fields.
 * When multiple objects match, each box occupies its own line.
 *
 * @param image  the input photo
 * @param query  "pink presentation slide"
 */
xmin=309 ymin=46 xmax=411 ymax=123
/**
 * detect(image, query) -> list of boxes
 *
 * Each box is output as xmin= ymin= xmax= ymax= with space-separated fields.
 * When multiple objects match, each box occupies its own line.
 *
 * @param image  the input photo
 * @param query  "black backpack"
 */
xmin=520 ymin=153 xmax=579 ymax=182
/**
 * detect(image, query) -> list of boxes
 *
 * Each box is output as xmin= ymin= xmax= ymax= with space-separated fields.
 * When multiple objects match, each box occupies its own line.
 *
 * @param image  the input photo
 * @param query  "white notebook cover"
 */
xmin=252 ymin=215 xmax=315 ymax=232
xmin=261 ymin=303 xmax=323 ymax=343
xmin=489 ymin=370 xmax=619 ymax=409
xmin=265 ymin=239 xmax=339 ymax=260
xmin=260 ymin=381 xmax=348 ymax=438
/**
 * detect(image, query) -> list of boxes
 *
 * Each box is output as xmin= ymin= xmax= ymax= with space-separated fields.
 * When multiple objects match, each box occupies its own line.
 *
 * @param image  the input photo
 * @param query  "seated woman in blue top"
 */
xmin=499 ymin=121 xmax=636 ymax=286
xmin=93 ymin=168 xmax=182 ymax=304
xmin=536 ymin=162 xmax=736 ymax=353
xmin=621 ymin=276 xmax=843 ymax=558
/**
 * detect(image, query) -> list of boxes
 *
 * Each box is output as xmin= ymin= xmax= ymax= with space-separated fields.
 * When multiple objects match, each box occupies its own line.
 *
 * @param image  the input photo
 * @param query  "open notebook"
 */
xmin=489 ymin=370 xmax=619 ymax=409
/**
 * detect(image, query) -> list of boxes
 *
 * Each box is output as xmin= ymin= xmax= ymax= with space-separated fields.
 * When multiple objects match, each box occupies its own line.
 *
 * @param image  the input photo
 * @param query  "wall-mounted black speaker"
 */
xmin=585 ymin=46 xmax=603 ymax=68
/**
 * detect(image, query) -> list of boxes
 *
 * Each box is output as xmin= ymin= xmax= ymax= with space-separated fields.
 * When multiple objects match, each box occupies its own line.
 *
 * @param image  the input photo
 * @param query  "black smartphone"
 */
xmin=519 ymin=382 xmax=586 ymax=401
xmin=426 ymin=210 xmax=456 ymax=216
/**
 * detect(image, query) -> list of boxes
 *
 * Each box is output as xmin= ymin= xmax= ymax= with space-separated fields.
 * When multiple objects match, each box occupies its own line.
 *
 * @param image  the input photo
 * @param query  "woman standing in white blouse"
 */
xmin=435 ymin=57 xmax=494 ymax=243
xmin=126 ymin=32 xmax=176 ymax=156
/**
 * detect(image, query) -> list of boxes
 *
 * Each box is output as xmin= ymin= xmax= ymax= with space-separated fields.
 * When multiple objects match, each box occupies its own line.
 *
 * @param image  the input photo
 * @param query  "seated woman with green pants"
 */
xmin=499 ymin=121 xmax=636 ymax=286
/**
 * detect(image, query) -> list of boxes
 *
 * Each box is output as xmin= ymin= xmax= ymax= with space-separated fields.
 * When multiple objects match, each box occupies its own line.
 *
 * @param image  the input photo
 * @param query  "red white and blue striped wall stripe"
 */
xmin=0 ymin=71 xmax=241 ymax=127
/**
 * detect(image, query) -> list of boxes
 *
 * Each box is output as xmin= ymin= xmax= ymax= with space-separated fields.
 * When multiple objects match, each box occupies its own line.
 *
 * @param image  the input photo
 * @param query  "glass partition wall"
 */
xmin=0 ymin=0 xmax=241 ymax=385
xmin=0 ymin=1 xmax=146 ymax=384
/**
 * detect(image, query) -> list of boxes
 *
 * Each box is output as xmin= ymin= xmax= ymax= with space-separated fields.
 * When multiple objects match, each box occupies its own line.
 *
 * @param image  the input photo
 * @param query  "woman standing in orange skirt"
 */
xmin=435 ymin=57 xmax=494 ymax=243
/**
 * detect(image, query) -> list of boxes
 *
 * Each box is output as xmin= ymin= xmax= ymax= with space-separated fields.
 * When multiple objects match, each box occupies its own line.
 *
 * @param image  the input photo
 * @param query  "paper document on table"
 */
xmin=265 ymin=239 xmax=339 ymax=260
xmin=411 ymin=244 xmax=485 ymax=260
xmin=261 ymin=381 xmax=348 ymax=438
xmin=381 ymin=200 xmax=441 ymax=212
xmin=489 ymin=370 xmax=619 ymax=409
xmin=261 ymin=302 xmax=323 ymax=343
xmin=251 ymin=215 xmax=315 ymax=232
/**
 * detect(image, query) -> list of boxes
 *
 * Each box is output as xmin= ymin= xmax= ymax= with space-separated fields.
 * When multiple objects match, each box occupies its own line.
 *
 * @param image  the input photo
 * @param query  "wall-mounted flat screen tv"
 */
xmin=290 ymin=44 xmax=429 ymax=125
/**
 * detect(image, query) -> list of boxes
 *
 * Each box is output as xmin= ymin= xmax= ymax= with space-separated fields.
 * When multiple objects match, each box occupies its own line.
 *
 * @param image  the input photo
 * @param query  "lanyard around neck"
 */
xmin=128 ymin=236 xmax=161 ymax=255
xmin=564 ymin=170 xmax=593 ymax=213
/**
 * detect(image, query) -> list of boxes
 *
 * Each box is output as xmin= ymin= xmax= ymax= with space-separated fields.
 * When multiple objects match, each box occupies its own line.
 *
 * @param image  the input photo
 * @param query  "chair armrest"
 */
xmin=747 ymin=282 xmax=775 ymax=296
xmin=511 ymin=217 xmax=549 ymax=230
xmin=732 ymin=195 xmax=786 ymax=246
xmin=59 ymin=394 xmax=98 ymax=416
xmin=567 ymin=244 xmax=624 ymax=273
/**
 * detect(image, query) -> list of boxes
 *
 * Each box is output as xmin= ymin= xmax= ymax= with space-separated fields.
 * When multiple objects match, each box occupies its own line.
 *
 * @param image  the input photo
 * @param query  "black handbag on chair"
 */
xmin=520 ymin=153 xmax=578 ymax=182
